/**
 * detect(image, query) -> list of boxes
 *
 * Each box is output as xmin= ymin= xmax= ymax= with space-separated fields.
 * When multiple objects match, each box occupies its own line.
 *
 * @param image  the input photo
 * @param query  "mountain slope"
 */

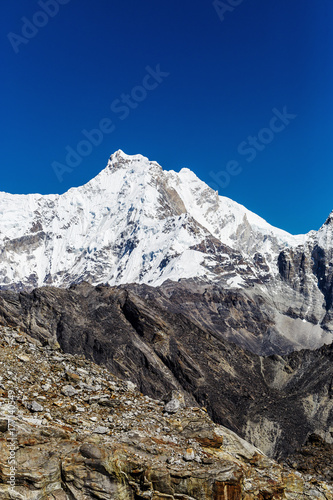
xmin=0 ymin=282 xmax=332 ymax=460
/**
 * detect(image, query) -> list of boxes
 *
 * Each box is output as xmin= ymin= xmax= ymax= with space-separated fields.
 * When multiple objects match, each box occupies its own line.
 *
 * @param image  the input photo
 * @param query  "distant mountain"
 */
xmin=0 ymin=150 xmax=332 ymax=353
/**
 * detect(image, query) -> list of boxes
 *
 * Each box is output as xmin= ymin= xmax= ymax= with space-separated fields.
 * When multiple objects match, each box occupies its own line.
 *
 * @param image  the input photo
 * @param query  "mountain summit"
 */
xmin=0 ymin=151 xmax=332 ymax=353
xmin=0 ymin=150 xmax=310 ymax=289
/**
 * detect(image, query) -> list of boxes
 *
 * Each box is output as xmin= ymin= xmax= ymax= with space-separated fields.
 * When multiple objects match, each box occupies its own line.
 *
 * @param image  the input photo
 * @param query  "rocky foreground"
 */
xmin=0 ymin=326 xmax=332 ymax=499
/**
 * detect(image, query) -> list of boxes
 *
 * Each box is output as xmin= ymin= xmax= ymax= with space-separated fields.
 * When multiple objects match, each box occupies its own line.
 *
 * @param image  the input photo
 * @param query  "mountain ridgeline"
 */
xmin=0 ymin=150 xmax=332 ymax=464
xmin=0 ymin=150 xmax=332 ymax=353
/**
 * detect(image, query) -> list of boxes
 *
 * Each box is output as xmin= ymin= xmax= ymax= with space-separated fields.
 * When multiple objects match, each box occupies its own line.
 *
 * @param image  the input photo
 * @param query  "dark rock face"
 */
xmin=0 ymin=281 xmax=332 ymax=460
xmin=277 ymin=227 xmax=333 ymax=333
xmin=283 ymin=434 xmax=333 ymax=482
xmin=312 ymin=245 xmax=333 ymax=313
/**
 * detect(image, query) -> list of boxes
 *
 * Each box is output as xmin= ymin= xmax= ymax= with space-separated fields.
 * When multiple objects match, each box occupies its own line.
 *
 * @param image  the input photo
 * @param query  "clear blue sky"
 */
xmin=1 ymin=0 xmax=333 ymax=234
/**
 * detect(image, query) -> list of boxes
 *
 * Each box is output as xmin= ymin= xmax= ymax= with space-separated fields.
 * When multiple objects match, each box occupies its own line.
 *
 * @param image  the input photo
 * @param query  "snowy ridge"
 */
xmin=0 ymin=150 xmax=330 ymax=291
xmin=166 ymin=167 xmax=308 ymax=264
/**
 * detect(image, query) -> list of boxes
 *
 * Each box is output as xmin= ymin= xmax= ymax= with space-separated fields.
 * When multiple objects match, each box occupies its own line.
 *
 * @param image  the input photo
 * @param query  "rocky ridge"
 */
xmin=0 ymin=325 xmax=332 ymax=499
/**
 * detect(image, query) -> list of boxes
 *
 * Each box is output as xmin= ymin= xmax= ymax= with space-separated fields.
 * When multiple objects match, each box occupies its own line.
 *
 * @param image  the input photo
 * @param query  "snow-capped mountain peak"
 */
xmin=0 ymin=151 xmax=330 ymax=296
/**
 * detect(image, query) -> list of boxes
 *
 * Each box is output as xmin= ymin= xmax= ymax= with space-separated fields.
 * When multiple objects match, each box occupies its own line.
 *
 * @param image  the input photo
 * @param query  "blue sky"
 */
xmin=1 ymin=0 xmax=333 ymax=234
